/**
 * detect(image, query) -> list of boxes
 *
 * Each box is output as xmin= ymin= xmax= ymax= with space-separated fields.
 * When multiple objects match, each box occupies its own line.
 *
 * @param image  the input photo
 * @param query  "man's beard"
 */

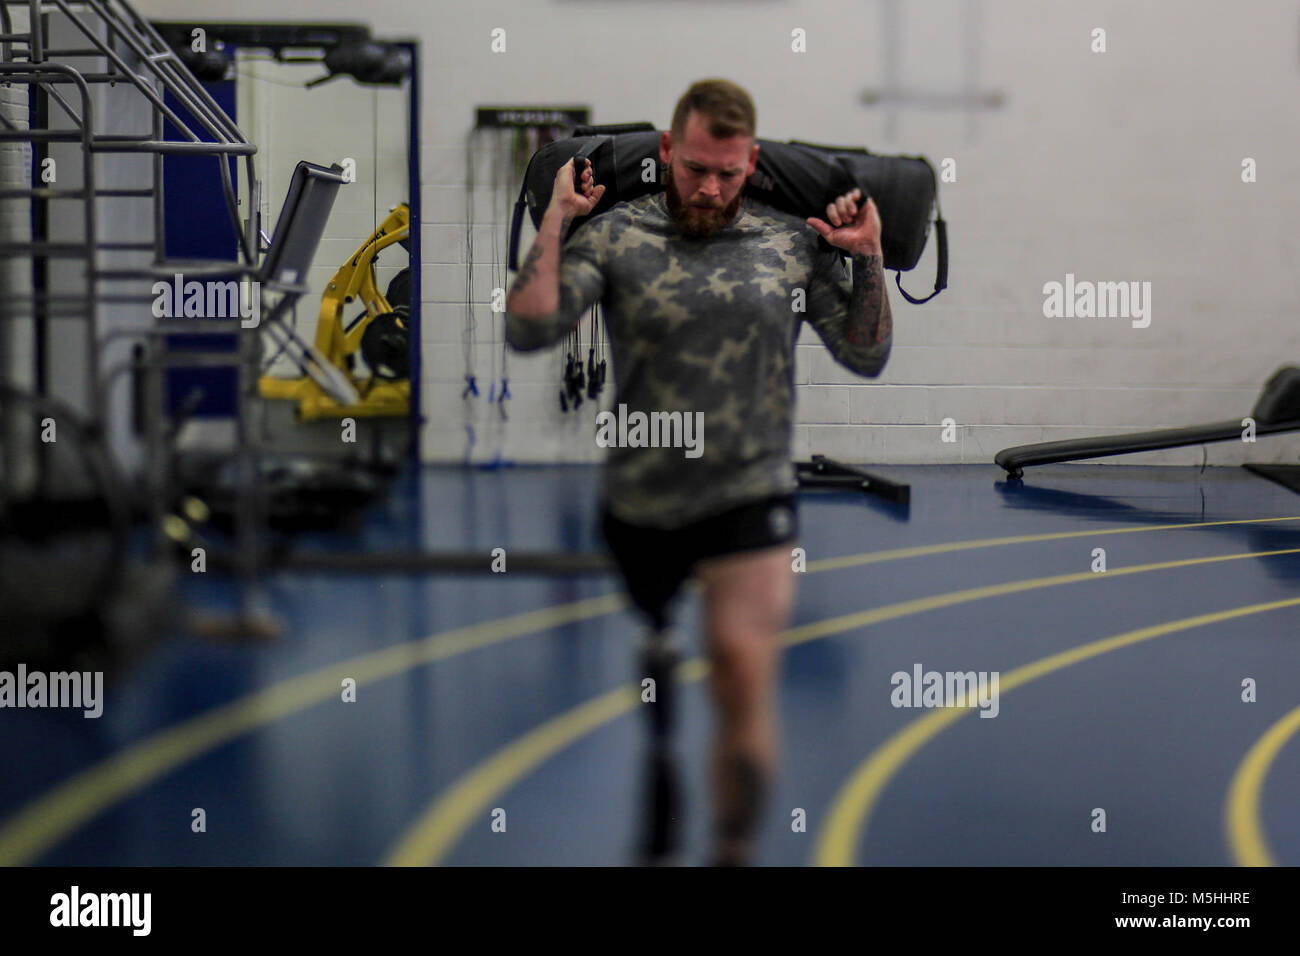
xmin=663 ymin=164 xmax=744 ymax=238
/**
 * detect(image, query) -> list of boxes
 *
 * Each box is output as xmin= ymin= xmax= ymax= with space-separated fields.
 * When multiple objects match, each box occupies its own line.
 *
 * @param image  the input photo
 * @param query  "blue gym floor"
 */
xmin=2 ymin=463 xmax=1298 ymax=866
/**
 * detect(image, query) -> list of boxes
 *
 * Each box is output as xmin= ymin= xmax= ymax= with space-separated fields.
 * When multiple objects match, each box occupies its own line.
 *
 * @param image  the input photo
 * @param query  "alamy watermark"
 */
xmin=1042 ymin=273 xmax=1151 ymax=329
xmin=595 ymin=404 xmax=704 ymax=459
xmin=891 ymin=663 xmax=1000 ymax=718
xmin=50 ymin=886 xmax=150 ymax=936
xmin=0 ymin=664 xmax=103 ymax=718
xmin=152 ymin=273 xmax=260 ymax=328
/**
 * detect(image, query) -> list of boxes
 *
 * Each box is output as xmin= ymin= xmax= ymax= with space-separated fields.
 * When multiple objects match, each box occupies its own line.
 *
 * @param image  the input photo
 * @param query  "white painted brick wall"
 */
xmin=134 ymin=0 xmax=1300 ymax=467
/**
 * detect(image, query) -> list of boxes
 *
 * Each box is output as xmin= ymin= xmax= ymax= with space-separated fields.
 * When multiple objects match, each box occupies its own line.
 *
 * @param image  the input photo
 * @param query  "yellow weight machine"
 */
xmin=260 ymin=203 xmax=411 ymax=420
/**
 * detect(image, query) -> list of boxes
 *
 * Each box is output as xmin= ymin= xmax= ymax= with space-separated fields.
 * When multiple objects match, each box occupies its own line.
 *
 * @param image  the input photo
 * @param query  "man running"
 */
xmin=505 ymin=78 xmax=892 ymax=865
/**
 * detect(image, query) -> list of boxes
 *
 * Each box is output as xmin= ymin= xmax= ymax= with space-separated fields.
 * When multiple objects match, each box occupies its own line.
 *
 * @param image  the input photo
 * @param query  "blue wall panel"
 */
xmin=162 ymin=79 xmax=238 ymax=418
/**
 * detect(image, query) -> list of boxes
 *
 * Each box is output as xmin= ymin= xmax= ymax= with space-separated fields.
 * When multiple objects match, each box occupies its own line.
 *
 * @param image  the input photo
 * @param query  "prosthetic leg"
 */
xmin=600 ymin=513 xmax=696 ymax=865
xmin=637 ymin=624 xmax=682 ymax=865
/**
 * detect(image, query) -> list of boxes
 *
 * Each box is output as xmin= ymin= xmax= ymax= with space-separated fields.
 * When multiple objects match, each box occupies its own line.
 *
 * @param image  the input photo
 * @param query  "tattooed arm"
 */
xmin=803 ymin=248 xmax=893 ymax=377
xmin=803 ymin=189 xmax=893 ymax=377
xmin=504 ymin=208 xmax=575 ymax=351
xmin=505 ymin=158 xmax=606 ymax=352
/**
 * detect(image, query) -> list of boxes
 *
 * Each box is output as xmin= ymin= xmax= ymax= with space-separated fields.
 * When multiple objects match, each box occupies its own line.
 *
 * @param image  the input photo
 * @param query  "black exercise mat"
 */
xmin=1243 ymin=463 xmax=1300 ymax=495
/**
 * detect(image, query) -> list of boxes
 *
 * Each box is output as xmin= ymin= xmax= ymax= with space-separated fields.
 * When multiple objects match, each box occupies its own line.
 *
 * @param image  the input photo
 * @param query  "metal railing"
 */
xmin=1 ymin=0 xmax=269 ymax=607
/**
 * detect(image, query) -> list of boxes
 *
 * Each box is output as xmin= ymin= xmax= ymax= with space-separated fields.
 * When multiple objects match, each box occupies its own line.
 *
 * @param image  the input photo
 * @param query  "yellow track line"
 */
xmin=386 ymin=545 xmax=1300 ymax=866
xmin=1226 ymin=702 xmax=1300 ymax=867
xmin=804 ymin=515 xmax=1300 ymax=574
xmin=0 ymin=593 xmax=624 ymax=866
xmin=384 ymin=658 xmax=713 ymax=867
xmin=814 ymin=597 xmax=1300 ymax=867
xmin=1 ymin=515 xmax=1294 ymax=865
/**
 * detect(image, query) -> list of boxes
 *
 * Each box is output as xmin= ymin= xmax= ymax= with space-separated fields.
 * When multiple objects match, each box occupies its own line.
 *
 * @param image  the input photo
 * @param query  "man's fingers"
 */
xmin=825 ymin=203 xmax=841 ymax=227
xmin=805 ymin=216 xmax=831 ymax=237
xmin=557 ymin=158 xmax=577 ymax=195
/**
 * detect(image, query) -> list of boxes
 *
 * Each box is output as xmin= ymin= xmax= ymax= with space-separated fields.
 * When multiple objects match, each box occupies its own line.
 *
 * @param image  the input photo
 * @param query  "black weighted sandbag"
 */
xmin=509 ymin=122 xmax=946 ymax=302
xmin=789 ymin=140 xmax=943 ymax=278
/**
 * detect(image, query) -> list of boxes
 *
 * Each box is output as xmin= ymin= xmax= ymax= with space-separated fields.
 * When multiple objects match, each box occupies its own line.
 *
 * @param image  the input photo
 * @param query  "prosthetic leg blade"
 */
xmin=636 ymin=629 xmax=682 ymax=866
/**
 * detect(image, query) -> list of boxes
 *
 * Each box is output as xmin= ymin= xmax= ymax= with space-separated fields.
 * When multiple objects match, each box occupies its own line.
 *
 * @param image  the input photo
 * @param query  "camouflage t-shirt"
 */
xmin=507 ymin=192 xmax=878 ymax=529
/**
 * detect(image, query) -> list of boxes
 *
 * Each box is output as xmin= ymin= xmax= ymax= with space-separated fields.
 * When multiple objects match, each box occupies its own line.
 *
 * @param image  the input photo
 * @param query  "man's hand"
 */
xmin=806 ymin=188 xmax=882 ymax=257
xmin=552 ymin=157 xmax=606 ymax=219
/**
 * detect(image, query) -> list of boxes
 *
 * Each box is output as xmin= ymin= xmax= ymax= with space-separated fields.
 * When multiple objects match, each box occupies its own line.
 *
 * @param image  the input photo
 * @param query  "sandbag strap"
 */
xmin=895 ymin=217 xmax=947 ymax=304
xmin=573 ymin=135 xmax=607 ymax=164
xmin=509 ymin=181 xmax=528 ymax=271
xmin=895 ymin=180 xmax=947 ymax=305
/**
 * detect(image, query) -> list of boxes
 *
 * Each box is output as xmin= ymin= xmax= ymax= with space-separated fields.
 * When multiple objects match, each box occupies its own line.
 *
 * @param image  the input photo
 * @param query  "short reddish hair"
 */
xmin=670 ymin=78 xmax=756 ymax=140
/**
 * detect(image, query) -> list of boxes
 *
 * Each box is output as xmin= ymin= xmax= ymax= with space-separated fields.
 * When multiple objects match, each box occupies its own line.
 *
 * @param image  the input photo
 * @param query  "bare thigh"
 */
xmin=696 ymin=544 xmax=796 ymax=655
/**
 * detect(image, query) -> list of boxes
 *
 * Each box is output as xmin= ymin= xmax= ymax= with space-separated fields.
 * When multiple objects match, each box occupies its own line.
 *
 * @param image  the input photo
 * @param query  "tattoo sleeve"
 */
xmin=847 ymin=253 xmax=893 ymax=348
xmin=810 ymin=252 xmax=892 ymax=376
xmin=504 ymin=212 xmax=577 ymax=352
xmin=511 ymin=214 xmax=572 ymax=298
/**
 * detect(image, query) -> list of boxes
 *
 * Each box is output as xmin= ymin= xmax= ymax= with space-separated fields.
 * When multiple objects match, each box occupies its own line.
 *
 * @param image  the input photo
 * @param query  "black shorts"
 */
xmin=599 ymin=494 xmax=799 ymax=631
